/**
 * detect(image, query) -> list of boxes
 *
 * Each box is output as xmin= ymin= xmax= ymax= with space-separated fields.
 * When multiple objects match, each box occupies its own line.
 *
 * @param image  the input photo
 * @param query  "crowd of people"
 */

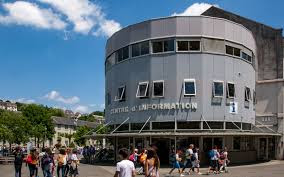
xmin=114 ymin=144 xmax=230 ymax=177
xmin=9 ymin=143 xmax=230 ymax=177
xmin=168 ymin=144 xmax=229 ymax=176
xmin=13 ymin=146 xmax=80 ymax=177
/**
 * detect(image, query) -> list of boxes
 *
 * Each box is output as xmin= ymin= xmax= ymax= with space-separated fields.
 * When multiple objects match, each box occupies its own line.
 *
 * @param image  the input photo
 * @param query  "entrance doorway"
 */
xmin=259 ymin=138 xmax=267 ymax=160
xmin=151 ymin=138 xmax=170 ymax=164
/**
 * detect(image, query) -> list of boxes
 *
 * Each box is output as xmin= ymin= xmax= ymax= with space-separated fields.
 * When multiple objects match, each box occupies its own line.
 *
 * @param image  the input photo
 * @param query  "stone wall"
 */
xmin=202 ymin=7 xmax=283 ymax=81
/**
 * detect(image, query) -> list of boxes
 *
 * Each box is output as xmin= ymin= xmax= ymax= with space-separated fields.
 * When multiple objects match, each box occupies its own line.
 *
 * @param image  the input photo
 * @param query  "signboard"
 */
xmin=110 ymin=102 xmax=197 ymax=115
xmin=229 ymin=102 xmax=238 ymax=114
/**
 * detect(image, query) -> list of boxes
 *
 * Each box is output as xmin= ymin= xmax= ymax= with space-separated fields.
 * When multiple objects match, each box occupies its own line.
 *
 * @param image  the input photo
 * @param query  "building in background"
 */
xmin=49 ymin=116 xmax=99 ymax=147
xmin=0 ymin=100 xmax=17 ymax=112
xmin=93 ymin=7 xmax=284 ymax=164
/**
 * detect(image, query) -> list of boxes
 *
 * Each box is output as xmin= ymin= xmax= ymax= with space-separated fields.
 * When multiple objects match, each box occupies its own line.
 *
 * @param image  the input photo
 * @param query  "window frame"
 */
xmin=136 ymin=81 xmax=149 ymax=98
xmin=226 ymin=82 xmax=236 ymax=99
xmin=213 ymin=80 xmax=224 ymax=98
xmin=176 ymin=40 xmax=201 ymax=52
xmin=183 ymin=79 xmax=196 ymax=97
xmin=245 ymin=87 xmax=251 ymax=102
xmin=152 ymin=80 xmax=165 ymax=98
xmin=152 ymin=40 xmax=164 ymax=54
xmin=115 ymin=85 xmax=126 ymax=101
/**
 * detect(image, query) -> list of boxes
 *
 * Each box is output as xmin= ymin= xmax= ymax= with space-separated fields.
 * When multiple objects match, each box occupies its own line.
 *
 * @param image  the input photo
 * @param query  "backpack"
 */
xmin=209 ymin=150 xmax=215 ymax=158
xmin=14 ymin=152 xmax=23 ymax=165
xmin=42 ymin=154 xmax=52 ymax=166
xmin=129 ymin=154 xmax=135 ymax=162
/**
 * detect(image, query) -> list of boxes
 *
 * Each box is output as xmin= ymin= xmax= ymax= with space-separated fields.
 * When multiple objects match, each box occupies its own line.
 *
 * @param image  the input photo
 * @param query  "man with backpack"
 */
xmin=13 ymin=146 xmax=25 ymax=177
xmin=181 ymin=144 xmax=194 ymax=175
xmin=208 ymin=146 xmax=219 ymax=174
xmin=41 ymin=148 xmax=54 ymax=177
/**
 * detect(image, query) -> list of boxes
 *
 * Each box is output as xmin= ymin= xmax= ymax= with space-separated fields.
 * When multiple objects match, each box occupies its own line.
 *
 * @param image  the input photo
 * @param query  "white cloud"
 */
xmin=38 ymin=0 xmax=121 ymax=37
xmin=172 ymin=3 xmax=219 ymax=16
xmin=74 ymin=105 xmax=89 ymax=113
xmin=44 ymin=90 xmax=80 ymax=104
xmin=0 ymin=1 xmax=66 ymax=30
xmin=15 ymin=98 xmax=35 ymax=104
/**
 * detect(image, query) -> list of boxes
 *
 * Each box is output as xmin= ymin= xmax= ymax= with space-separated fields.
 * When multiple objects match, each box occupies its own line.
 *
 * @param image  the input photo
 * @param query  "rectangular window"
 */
xmin=132 ymin=43 xmax=140 ymax=57
xmin=152 ymin=122 xmax=175 ymax=130
xmin=177 ymin=41 xmax=189 ymax=51
xmin=164 ymin=39 xmax=174 ymax=52
xmin=245 ymin=87 xmax=251 ymax=101
xmin=65 ymin=125 xmax=68 ymax=129
xmin=177 ymin=121 xmax=200 ymax=129
xmin=213 ymin=81 xmax=224 ymax=97
xmin=242 ymin=52 xmax=252 ymax=62
xmin=136 ymin=82 xmax=149 ymax=98
xmin=117 ymin=49 xmax=123 ymax=62
xmin=226 ymin=82 xmax=235 ymax=98
xmin=115 ymin=86 xmax=126 ymax=101
xmin=233 ymin=48 xmax=241 ymax=57
xmin=153 ymin=80 xmax=164 ymax=97
xmin=203 ymin=122 xmax=224 ymax=129
xmin=226 ymin=45 xmax=234 ymax=55
xmin=247 ymin=55 xmax=252 ymax=62
xmin=116 ymin=46 xmax=129 ymax=62
xmin=184 ymin=79 xmax=196 ymax=96
xmin=141 ymin=41 xmax=150 ymax=55
xmin=226 ymin=122 xmax=241 ymax=129
xmin=189 ymin=41 xmax=200 ymax=51
xmin=122 ymin=46 xmax=129 ymax=60
xmin=152 ymin=41 xmax=163 ymax=53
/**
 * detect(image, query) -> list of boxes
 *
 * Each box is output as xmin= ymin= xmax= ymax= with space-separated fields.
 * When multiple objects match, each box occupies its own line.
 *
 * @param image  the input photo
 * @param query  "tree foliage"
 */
xmin=73 ymin=126 xmax=92 ymax=146
xmin=0 ymin=111 xmax=30 ymax=145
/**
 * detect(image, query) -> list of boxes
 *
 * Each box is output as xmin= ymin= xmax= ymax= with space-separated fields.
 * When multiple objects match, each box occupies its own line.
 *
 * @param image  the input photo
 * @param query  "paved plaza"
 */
xmin=1 ymin=160 xmax=284 ymax=177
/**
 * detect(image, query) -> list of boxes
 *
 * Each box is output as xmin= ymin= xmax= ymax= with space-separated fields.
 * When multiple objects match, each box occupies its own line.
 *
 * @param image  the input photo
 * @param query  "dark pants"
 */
xmin=28 ymin=164 xmax=36 ymax=177
xmin=182 ymin=159 xmax=192 ymax=171
xmin=43 ymin=165 xmax=52 ymax=177
xmin=57 ymin=165 xmax=66 ymax=177
xmin=65 ymin=164 xmax=70 ymax=177
xmin=15 ymin=164 xmax=22 ymax=177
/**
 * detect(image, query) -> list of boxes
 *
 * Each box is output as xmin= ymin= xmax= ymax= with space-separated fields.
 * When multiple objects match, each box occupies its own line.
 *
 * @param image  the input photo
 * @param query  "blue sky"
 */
xmin=0 ymin=0 xmax=283 ymax=113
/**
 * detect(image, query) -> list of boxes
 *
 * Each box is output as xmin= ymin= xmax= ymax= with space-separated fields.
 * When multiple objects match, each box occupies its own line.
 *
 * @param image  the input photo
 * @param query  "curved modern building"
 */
xmin=100 ymin=10 xmax=283 ymax=164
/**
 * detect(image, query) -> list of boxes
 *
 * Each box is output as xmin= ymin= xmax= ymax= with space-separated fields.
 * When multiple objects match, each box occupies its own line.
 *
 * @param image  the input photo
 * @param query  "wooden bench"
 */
xmin=0 ymin=157 xmax=14 ymax=165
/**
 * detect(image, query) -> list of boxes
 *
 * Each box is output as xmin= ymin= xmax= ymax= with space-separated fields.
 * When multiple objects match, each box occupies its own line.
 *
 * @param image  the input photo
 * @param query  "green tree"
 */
xmin=73 ymin=126 xmax=92 ymax=146
xmin=0 ymin=110 xmax=31 ymax=148
xmin=21 ymin=104 xmax=55 ymax=147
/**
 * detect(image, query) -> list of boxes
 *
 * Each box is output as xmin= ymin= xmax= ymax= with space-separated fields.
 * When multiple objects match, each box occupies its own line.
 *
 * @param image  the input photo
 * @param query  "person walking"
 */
xmin=168 ymin=149 xmax=184 ymax=177
xmin=69 ymin=149 xmax=80 ymax=177
xmin=144 ymin=148 xmax=159 ymax=177
xmin=182 ymin=144 xmax=194 ymax=174
xmin=114 ymin=148 xmax=136 ymax=177
xmin=41 ymin=148 xmax=54 ymax=177
xmin=26 ymin=148 xmax=39 ymax=177
xmin=57 ymin=149 xmax=67 ymax=177
xmin=208 ymin=146 xmax=219 ymax=174
xmin=14 ymin=146 xmax=25 ymax=177
xmin=64 ymin=148 xmax=72 ymax=177
xmin=219 ymin=147 xmax=229 ymax=173
xmin=192 ymin=147 xmax=201 ymax=175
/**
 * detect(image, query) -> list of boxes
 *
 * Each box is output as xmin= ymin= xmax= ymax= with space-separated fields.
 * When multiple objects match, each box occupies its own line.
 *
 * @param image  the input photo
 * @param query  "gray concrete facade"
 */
xmin=105 ymin=16 xmax=256 ymax=127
